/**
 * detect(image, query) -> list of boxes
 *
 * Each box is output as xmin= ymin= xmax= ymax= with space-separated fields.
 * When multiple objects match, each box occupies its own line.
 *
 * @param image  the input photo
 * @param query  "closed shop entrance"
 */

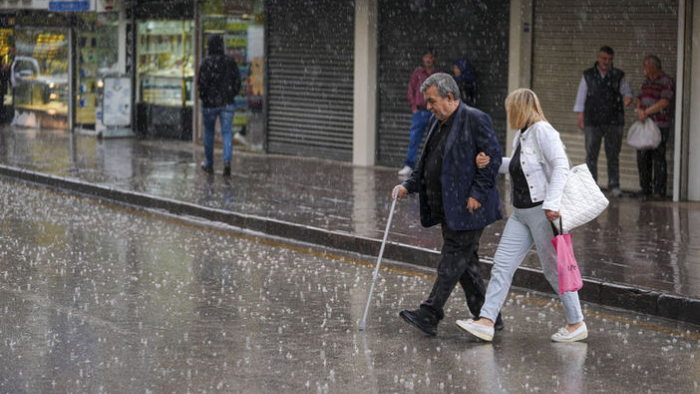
xmin=265 ymin=0 xmax=355 ymax=161
xmin=532 ymin=0 xmax=679 ymax=193
xmin=376 ymin=0 xmax=510 ymax=167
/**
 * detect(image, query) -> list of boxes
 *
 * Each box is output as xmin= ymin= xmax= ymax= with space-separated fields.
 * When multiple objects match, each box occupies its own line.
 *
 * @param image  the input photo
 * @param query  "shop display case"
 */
xmin=12 ymin=58 xmax=68 ymax=115
xmin=137 ymin=20 xmax=193 ymax=139
xmin=12 ymin=27 xmax=69 ymax=128
xmin=76 ymin=13 xmax=120 ymax=126
xmin=0 ymin=27 xmax=14 ymax=112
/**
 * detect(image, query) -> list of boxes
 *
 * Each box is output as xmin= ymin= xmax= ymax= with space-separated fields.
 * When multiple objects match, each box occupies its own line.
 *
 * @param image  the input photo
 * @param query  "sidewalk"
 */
xmin=0 ymin=125 xmax=698 ymax=325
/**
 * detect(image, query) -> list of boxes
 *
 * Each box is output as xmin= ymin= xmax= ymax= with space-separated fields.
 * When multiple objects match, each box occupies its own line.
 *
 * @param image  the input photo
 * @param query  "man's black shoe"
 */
xmin=652 ymin=193 xmax=667 ymax=201
xmin=223 ymin=163 xmax=231 ymax=177
xmin=495 ymin=314 xmax=505 ymax=331
xmin=399 ymin=309 xmax=437 ymax=336
xmin=200 ymin=162 xmax=213 ymax=174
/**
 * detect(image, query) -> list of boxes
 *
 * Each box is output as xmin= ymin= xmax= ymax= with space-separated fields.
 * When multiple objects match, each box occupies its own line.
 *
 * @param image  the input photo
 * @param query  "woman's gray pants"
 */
xmin=480 ymin=205 xmax=584 ymax=325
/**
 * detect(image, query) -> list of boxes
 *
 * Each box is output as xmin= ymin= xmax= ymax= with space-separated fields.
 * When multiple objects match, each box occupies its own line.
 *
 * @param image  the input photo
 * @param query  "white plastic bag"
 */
xmin=627 ymin=118 xmax=661 ymax=150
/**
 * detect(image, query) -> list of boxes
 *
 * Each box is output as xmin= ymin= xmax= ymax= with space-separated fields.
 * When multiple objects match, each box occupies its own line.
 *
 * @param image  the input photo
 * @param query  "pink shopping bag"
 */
xmin=551 ymin=219 xmax=583 ymax=295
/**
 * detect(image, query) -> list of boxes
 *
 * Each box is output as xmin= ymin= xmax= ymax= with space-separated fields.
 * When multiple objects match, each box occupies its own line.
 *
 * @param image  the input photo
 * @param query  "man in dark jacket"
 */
xmin=198 ymin=34 xmax=241 ymax=176
xmin=392 ymin=73 xmax=503 ymax=336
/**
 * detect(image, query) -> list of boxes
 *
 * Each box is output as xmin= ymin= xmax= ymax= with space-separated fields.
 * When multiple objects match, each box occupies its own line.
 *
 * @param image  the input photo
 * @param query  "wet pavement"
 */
xmin=0 ymin=126 xmax=699 ymax=318
xmin=1 ymin=179 xmax=699 ymax=393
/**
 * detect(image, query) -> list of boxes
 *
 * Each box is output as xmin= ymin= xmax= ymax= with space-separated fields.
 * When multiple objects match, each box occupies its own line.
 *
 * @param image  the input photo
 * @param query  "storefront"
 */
xmin=195 ymin=0 xmax=264 ymax=150
xmin=265 ymin=0 xmax=354 ymax=160
xmin=12 ymin=12 xmax=71 ymax=129
xmin=375 ymin=0 xmax=510 ymax=167
xmin=75 ymin=12 xmax=126 ymax=133
xmin=530 ymin=0 xmax=679 ymax=194
xmin=2 ymin=1 xmax=129 ymax=133
xmin=133 ymin=0 xmax=194 ymax=140
xmin=0 ymin=15 xmax=13 ymax=122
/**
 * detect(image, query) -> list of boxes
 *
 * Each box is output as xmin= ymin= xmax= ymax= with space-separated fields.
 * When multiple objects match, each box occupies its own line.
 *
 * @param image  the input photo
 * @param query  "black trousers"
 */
xmin=637 ymin=127 xmax=669 ymax=196
xmin=421 ymin=224 xmax=486 ymax=321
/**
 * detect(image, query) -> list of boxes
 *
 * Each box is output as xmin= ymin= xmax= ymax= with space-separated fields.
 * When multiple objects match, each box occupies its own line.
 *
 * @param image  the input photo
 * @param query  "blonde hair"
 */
xmin=505 ymin=88 xmax=547 ymax=130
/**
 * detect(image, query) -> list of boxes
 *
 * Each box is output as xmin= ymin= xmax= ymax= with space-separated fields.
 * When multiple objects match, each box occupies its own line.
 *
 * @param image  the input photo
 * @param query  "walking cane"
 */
xmin=359 ymin=195 xmax=398 ymax=331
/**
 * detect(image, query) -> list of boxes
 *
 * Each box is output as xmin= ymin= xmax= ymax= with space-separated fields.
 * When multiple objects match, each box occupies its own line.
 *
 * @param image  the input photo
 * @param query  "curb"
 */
xmin=1 ymin=164 xmax=699 ymax=327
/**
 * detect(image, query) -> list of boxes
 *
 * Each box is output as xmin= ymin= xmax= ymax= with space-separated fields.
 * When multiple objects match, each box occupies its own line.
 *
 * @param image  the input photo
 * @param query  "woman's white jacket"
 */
xmin=499 ymin=121 xmax=569 ymax=212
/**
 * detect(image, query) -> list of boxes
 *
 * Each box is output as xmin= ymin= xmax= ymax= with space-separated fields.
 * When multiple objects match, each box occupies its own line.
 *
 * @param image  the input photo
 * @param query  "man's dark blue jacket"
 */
xmin=402 ymin=102 xmax=503 ymax=231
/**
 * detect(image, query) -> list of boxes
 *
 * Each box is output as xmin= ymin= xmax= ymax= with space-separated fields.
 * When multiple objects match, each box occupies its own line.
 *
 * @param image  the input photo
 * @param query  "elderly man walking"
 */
xmin=573 ymin=46 xmax=634 ymax=197
xmin=393 ymin=73 xmax=503 ymax=336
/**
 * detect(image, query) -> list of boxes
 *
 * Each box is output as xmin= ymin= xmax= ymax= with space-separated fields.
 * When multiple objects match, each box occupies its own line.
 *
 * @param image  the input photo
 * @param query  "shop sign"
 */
xmin=0 ymin=0 xmax=51 ymax=10
xmin=48 ymin=0 xmax=93 ymax=11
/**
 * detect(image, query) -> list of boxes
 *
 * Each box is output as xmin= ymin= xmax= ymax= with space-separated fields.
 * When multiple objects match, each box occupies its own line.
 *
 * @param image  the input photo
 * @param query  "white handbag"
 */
xmin=559 ymin=164 xmax=609 ymax=233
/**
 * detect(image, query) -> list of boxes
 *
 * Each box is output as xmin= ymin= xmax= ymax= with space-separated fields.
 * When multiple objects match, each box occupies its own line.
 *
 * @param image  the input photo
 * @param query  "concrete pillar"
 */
xmin=688 ymin=1 xmax=700 ymax=200
xmin=505 ymin=0 xmax=533 ymax=155
xmin=674 ymin=0 xmax=689 ymax=201
xmin=118 ymin=7 xmax=127 ymax=74
xmin=352 ymin=0 xmax=378 ymax=167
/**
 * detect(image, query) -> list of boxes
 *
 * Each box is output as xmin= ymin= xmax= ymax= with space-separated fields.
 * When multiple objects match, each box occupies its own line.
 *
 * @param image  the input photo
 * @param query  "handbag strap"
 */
xmin=550 ymin=216 xmax=564 ymax=236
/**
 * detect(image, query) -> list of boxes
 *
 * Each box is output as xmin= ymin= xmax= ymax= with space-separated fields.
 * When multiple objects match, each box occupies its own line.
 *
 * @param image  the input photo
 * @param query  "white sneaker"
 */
xmin=455 ymin=318 xmax=494 ymax=342
xmin=611 ymin=188 xmax=622 ymax=197
xmin=398 ymin=165 xmax=413 ymax=175
xmin=234 ymin=133 xmax=248 ymax=146
xmin=551 ymin=322 xmax=588 ymax=342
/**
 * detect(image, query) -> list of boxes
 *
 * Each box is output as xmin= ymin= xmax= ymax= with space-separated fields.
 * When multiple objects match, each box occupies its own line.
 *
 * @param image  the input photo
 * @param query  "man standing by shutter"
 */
xmin=573 ymin=46 xmax=634 ymax=197
xmin=634 ymin=55 xmax=675 ymax=200
xmin=398 ymin=49 xmax=441 ymax=176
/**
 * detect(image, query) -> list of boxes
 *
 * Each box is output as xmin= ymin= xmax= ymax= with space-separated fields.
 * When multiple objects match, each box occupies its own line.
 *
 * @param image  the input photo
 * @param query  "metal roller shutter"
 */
xmin=532 ymin=0 xmax=678 ymax=193
xmin=377 ymin=0 xmax=510 ymax=167
xmin=266 ymin=0 xmax=355 ymax=161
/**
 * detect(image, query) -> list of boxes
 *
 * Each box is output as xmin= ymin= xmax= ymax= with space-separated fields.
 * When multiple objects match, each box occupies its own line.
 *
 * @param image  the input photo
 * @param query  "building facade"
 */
xmin=1 ymin=0 xmax=700 ymax=201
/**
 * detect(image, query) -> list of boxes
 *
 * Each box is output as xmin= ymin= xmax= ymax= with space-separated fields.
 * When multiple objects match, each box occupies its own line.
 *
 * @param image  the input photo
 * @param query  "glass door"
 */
xmin=199 ymin=0 xmax=264 ymax=149
xmin=76 ymin=13 xmax=120 ymax=129
xmin=12 ymin=26 xmax=69 ymax=129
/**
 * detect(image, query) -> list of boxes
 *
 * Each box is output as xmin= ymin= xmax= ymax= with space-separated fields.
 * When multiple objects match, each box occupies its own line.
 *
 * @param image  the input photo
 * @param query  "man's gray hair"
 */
xmin=420 ymin=73 xmax=461 ymax=100
xmin=645 ymin=55 xmax=662 ymax=71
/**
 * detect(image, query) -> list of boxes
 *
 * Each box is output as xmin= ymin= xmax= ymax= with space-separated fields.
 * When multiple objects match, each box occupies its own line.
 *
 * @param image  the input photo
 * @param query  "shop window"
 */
xmin=137 ymin=20 xmax=194 ymax=108
xmin=0 ymin=25 xmax=14 ymax=109
xmin=76 ymin=13 xmax=120 ymax=127
xmin=12 ymin=27 xmax=69 ymax=127
xmin=201 ymin=0 xmax=264 ymax=148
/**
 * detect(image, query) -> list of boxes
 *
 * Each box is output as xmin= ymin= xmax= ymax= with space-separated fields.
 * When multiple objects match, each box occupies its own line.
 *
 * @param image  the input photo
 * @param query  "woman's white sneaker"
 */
xmin=551 ymin=322 xmax=588 ymax=342
xmin=455 ymin=319 xmax=494 ymax=342
xmin=398 ymin=165 xmax=413 ymax=175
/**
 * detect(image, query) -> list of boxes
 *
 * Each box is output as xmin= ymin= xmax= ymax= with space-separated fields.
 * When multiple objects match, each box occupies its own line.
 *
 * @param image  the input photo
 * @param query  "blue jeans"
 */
xmin=403 ymin=110 xmax=432 ymax=168
xmin=202 ymin=104 xmax=235 ymax=167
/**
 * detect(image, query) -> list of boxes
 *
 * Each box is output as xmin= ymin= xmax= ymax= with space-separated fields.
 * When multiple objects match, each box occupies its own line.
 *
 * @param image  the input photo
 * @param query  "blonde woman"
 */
xmin=456 ymin=89 xmax=587 ymax=342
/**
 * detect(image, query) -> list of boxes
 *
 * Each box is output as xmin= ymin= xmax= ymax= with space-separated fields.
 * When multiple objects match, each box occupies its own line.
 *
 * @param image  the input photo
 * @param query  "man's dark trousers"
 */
xmin=421 ymin=224 xmax=486 ymax=321
xmin=637 ymin=127 xmax=670 ymax=196
xmin=584 ymin=125 xmax=623 ymax=189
